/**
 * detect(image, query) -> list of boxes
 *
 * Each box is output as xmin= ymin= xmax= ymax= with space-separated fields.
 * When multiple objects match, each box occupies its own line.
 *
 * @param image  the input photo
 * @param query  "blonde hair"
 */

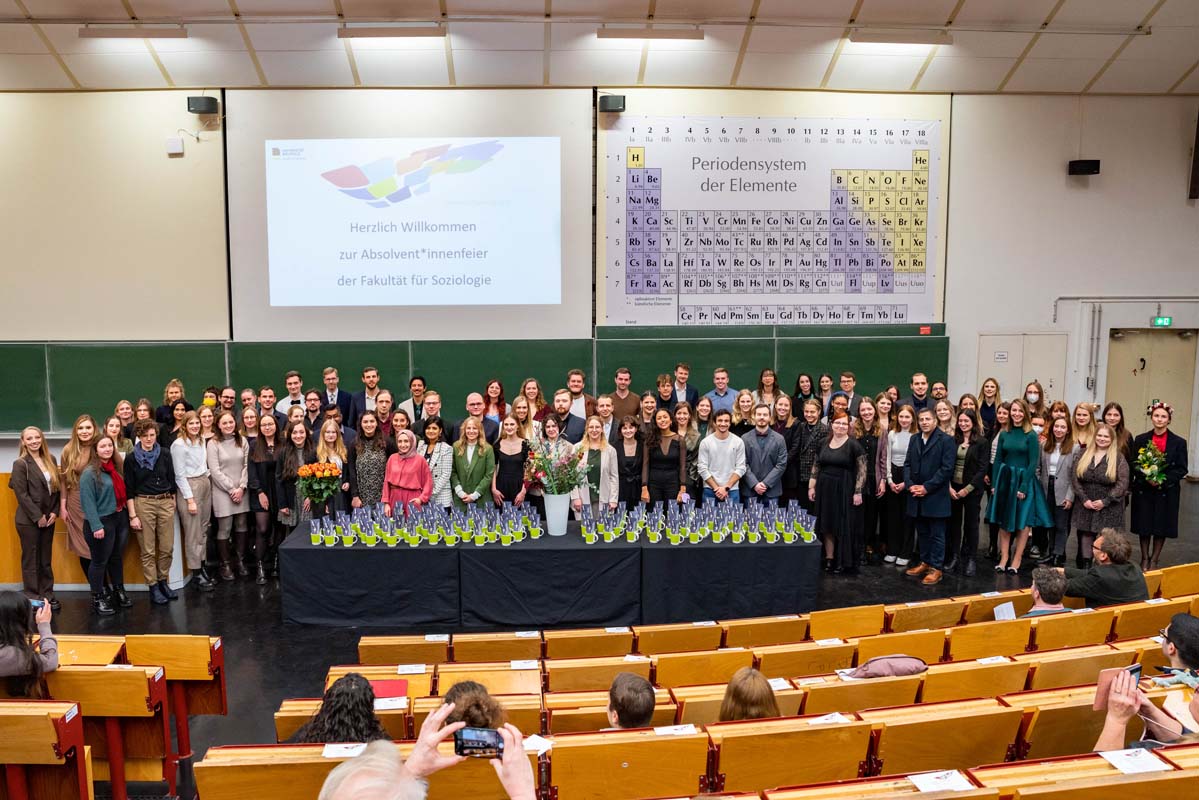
xmin=583 ymin=415 xmax=607 ymax=449
xmin=178 ymin=411 xmax=203 ymax=445
xmin=316 ymin=419 xmax=347 ymax=464
xmin=1071 ymin=402 xmax=1096 ymax=448
xmin=454 ymin=417 xmax=492 ymax=457
xmin=18 ymin=426 xmax=60 ymax=492
xmin=731 ymin=389 xmax=756 ymax=425
xmin=1076 ymin=423 xmax=1119 ymax=483
xmin=1007 ymin=398 xmax=1034 ymax=433
xmin=978 ymin=377 xmax=1002 ymax=405
xmin=162 ymin=378 xmax=185 ymax=405
xmin=718 ymin=667 xmax=780 ymax=722
xmin=511 ymin=396 xmax=536 ymax=440
xmin=60 ymin=414 xmax=98 ymax=490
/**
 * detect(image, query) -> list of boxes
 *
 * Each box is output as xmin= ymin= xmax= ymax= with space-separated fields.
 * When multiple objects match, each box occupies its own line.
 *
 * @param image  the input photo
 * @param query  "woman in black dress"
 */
xmin=793 ymin=398 xmax=829 ymax=513
xmin=491 ymin=416 xmax=530 ymax=507
xmin=772 ymin=395 xmax=801 ymax=505
xmin=852 ymin=397 xmax=884 ymax=565
xmin=809 ymin=411 xmax=866 ymax=574
xmin=614 ymin=416 xmax=644 ymax=510
xmin=247 ymin=414 xmax=280 ymax=582
xmin=641 ymin=408 xmax=685 ymax=509
xmin=1131 ymin=402 xmax=1189 ymax=570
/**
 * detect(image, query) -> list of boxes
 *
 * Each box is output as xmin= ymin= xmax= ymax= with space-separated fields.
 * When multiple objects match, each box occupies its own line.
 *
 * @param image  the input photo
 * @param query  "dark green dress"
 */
xmin=986 ymin=429 xmax=1052 ymax=531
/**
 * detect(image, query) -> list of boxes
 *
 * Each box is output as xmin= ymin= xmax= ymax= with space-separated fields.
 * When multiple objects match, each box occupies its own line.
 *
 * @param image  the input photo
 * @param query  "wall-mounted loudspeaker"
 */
xmin=598 ymin=95 xmax=626 ymax=113
xmin=1068 ymin=159 xmax=1100 ymax=175
xmin=188 ymin=96 xmax=219 ymax=115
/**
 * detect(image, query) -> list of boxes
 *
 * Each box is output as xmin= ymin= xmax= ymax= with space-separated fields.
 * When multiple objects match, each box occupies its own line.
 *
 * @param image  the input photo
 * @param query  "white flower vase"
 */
xmin=543 ymin=492 xmax=572 ymax=537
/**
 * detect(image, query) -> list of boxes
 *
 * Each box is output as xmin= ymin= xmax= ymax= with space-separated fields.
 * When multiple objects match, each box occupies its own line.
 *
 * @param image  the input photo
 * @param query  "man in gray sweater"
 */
xmin=741 ymin=404 xmax=788 ymax=505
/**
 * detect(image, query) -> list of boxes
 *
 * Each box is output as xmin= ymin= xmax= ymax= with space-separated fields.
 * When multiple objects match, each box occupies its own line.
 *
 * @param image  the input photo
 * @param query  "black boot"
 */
xmin=964 ymin=559 xmax=977 ymax=577
xmin=158 ymin=579 xmax=179 ymax=600
xmin=823 ymin=558 xmax=835 ymax=574
xmin=255 ymin=562 xmax=267 ymax=585
xmin=943 ymin=556 xmax=958 ymax=573
xmin=92 ymin=592 xmax=115 ymax=616
xmin=195 ymin=566 xmax=216 ymax=591
xmin=111 ymin=586 xmax=133 ymax=608
xmin=233 ymin=530 xmax=250 ymax=578
xmin=268 ymin=548 xmax=280 ymax=577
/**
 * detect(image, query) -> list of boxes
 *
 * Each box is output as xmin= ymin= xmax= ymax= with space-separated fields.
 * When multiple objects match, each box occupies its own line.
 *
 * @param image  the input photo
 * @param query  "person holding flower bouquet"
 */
xmin=275 ymin=422 xmax=316 ymax=532
xmin=525 ymin=415 xmax=571 ymax=521
xmin=383 ymin=429 xmax=432 ymax=517
xmin=315 ymin=419 xmax=351 ymax=517
xmin=1131 ymin=402 xmax=1189 ymax=570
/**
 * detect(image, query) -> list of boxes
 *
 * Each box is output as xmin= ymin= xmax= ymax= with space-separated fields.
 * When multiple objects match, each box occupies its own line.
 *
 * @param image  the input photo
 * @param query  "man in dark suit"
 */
xmin=548 ymin=388 xmax=586 ymax=444
xmin=903 ymin=407 xmax=957 ymax=585
xmin=898 ymin=372 xmax=931 ymax=415
xmin=347 ymin=365 xmax=383 ymax=430
xmin=321 ymin=367 xmax=353 ymax=421
xmin=839 ymin=371 xmax=863 ymax=417
xmin=451 ymin=393 xmax=500 ymax=446
xmin=596 ymin=394 xmax=622 ymax=446
xmin=671 ymin=362 xmax=700 ymax=411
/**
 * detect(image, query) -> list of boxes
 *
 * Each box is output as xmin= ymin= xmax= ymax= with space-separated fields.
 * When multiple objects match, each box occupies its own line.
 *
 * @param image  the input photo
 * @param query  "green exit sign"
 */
xmin=1152 ymin=316 xmax=1173 ymax=327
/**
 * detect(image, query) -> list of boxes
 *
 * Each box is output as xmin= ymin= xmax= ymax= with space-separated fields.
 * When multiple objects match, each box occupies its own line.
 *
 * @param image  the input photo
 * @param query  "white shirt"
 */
xmin=327 ymin=391 xmax=338 ymax=406
xmin=570 ymin=396 xmax=586 ymax=419
xmin=675 ymin=384 xmax=688 ymax=401
xmin=170 ymin=438 xmax=210 ymax=499
xmin=698 ymin=434 xmax=748 ymax=485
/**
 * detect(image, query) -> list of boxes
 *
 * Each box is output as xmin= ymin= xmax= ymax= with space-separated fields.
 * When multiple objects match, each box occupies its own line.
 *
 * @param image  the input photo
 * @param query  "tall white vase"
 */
xmin=543 ymin=492 xmax=572 ymax=537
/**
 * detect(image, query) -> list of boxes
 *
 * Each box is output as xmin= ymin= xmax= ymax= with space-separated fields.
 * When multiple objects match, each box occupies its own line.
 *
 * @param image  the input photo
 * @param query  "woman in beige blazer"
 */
xmin=571 ymin=416 xmax=618 ymax=518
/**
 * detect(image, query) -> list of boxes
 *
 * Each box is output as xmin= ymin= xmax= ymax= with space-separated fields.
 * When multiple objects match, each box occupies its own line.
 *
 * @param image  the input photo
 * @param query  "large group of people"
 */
xmin=7 ymin=363 xmax=1189 ymax=609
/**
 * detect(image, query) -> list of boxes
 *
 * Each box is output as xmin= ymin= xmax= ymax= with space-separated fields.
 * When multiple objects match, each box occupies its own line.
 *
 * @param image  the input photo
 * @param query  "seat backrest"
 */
xmin=1011 ymin=770 xmax=1199 ymax=799
xmin=653 ymin=648 xmax=754 ymax=688
xmin=546 ymin=729 xmax=710 ymax=800
xmin=802 ymin=674 xmax=923 ymax=716
xmin=886 ymin=599 xmax=967 ymax=632
xmin=921 ymin=659 xmax=1031 ymax=703
xmin=44 ymin=665 xmax=163 ymax=718
xmin=543 ymin=655 xmax=650 ymax=693
xmin=754 ymin=641 xmax=856 ymax=679
xmin=125 ymin=634 xmax=216 ymax=680
xmin=546 ymin=701 xmax=677 ymax=734
xmin=859 ymin=699 xmax=1023 ymax=775
xmin=999 ymin=685 xmax=1165 ymax=760
xmin=1019 ymin=647 xmax=1135 ymax=691
xmin=671 ymin=684 xmax=803 ymax=726
xmin=325 ymin=665 xmax=435 ymax=697
xmin=436 ymin=662 xmax=543 ymax=696
xmin=274 ymin=698 xmax=409 ymax=742
xmin=451 ymin=632 xmax=542 ymax=663
xmin=52 ymin=634 xmax=126 ymax=666
xmin=708 ymin=716 xmax=873 ymax=793
xmin=808 ymin=605 xmax=886 ymax=640
xmin=1158 ymin=563 xmax=1199 ymax=598
xmin=970 ymin=751 xmax=1131 ymax=794
xmin=542 ymin=628 xmax=634 ymax=659
xmin=0 ymin=701 xmax=80 ymax=764
xmin=632 ymin=622 xmax=724 ymax=654
xmin=851 ymin=629 xmax=947 ymax=665
xmin=721 ymin=615 xmax=809 ymax=648
xmin=1030 ymin=609 xmax=1115 ymax=650
xmin=959 ymin=591 xmax=1034 ymax=624
xmin=1111 ymin=599 xmax=1191 ymax=640
xmin=947 ymin=619 xmax=1033 ymax=661
xmin=356 ymin=635 xmax=451 ymax=665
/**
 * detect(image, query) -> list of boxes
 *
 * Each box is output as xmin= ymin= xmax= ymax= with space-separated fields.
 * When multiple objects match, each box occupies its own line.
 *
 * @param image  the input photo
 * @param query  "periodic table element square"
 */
xmin=627 ymin=147 xmax=645 ymax=168
xmin=679 ymin=305 xmax=699 ymax=323
xmin=762 ymin=306 xmax=779 ymax=323
xmin=661 ymin=211 xmax=678 ymax=230
xmin=893 ymin=305 xmax=909 ymax=322
xmin=913 ymin=150 xmax=929 ymax=170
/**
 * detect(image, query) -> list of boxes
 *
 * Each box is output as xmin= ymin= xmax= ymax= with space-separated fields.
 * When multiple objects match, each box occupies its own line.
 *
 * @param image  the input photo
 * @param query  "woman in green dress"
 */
xmin=987 ymin=398 xmax=1053 ymax=574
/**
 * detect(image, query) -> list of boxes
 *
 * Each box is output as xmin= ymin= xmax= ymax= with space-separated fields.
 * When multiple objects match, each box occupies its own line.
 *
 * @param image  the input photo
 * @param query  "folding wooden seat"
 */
xmin=544 ymin=655 xmax=650 ymax=693
xmin=707 ymin=714 xmax=873 ymax=792
xmin=543 ymin=688 xmax=674 ymax=733
xmin=920 ymin=658 xmax=1031 ymax=703
xmin=885 ymin=598 xmax=967 ymax=632
xmin=356 ymin=634 xmax=451 ymax=665
xmin=971 ymin=751 xmax=1156 ymax=797
xmin=850 ymin=628 xmax=948 ymax=664
xmin=1155 ymin=741 xmax=1199 ymax=768
xmin=858 ymin=698 xmax=1024 ymax=775
xmin=274 ymin=697 xmax=408 ymax=741
xmin=543 ymin=627 xmax=635 ymax=659
xmin=1110 ymin=599 xmax=1191 ymax=640
xmin=1158 ymin=563 xmax=1199 ymax=598
xmin=632 ymin=622 xmax=723 ymax=654
xmin=1011 ymin=771 xmax=1199 ymax=799
xmin=652 ymin=647 xmax=754 ymax=688
xmin=1142 ymin=569 xmax=1163 ymax=598
xmin=325 ymin=664 xmax=436 ymax=697
xmin=766 ymin=780 xmax=999 ymax=799
xmin=451 ymin=631 xmax=543 ymax=662
xmin=946 ymin=619 xmax=1033 ymax=661
xmin=0 ymin=700 xmax=92 ymax=800
xmin=437 ymin=661 xmax=544 ymax=695
xmin=802 ymin=674 xmax=923 ymax=716
xmin=671 ymin=681 xmax=803 ymax=726
xmin=808 ymin=604 xmax=886 ymax=640
xmin=1029 ymin=609 xmax=1114 ymax=650
xmin=721 ymin=614 xmax=810 ymax=648
xmin=1108 ymin=635 xmax=1171 ymax=674
xmin=543 ymin=728 xmax=710 ymax=799
xmin=959 ymin=591 xmax=1034 ymax=624
xmin=999 ymin=685 xmax=1169 ymax=760
xmin=1015 ymin=645 xmax=1135 ymax=691
xmin=754 ymin=640 xmax=857 ymax=679
xmin=410 ymin=693 xmax=541 ymax=736
xmin=52 ymin=635 xmax=126 ymax=666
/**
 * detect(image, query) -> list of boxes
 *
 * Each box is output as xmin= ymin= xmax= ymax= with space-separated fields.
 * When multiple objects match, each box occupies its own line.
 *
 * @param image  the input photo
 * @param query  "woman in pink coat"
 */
xmin=383 ymin=429 xmax=432 ymax=517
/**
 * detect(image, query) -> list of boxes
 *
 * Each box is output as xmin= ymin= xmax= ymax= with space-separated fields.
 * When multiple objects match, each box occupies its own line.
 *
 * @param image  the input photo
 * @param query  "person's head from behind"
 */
xmin=1094 ymin=529 xmax=1132 ymax=566
xmin=1030 ymin=566 xmax=1067 ymax=607
xmin=0 ymin=591 xmax=46 ymax=697
xmin=608 ymin=672 xmax=655 ymax=729
xmin=317 ymin=740 xmax=424 ymax=800
xmin=719 ymin=667 xmax=780 ymax=722
xmin=443 ymin=681 xmax=506 ymax=728
xmin=1161 ymin=613 xmax=1199 ymax=669
xmin=296 ymin=672 xmax=388 ymax=744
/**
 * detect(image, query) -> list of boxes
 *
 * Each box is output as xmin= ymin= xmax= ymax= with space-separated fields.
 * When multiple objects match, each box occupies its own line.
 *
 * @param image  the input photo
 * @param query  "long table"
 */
xmin=279 ymin=524 xmax=821 ymax=629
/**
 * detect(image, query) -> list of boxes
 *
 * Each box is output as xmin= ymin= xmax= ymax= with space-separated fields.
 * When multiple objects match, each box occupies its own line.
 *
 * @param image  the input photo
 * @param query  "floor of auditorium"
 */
xmin=49 ymin=485 xmax=1199 ymax=793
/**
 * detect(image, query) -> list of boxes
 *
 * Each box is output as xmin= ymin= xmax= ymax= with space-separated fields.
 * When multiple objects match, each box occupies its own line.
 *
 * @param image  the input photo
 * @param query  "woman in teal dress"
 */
xmin=987 ymin=399 xmax=1053 ymax=574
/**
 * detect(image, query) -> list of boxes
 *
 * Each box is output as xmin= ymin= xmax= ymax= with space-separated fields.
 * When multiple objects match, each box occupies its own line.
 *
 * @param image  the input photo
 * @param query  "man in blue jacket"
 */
xmin=903 ymin=407 xmax=957 ymax=585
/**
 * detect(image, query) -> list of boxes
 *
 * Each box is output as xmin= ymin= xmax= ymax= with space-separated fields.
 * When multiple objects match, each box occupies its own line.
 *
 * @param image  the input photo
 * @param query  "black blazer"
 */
xmin=904 ymin=428 xmax=956 ymax=518
xmin=9 ymin=456 xmax=61 ymax=527
xmin=957 ymin=437 xmax=991 ymax=496
xmin=450 ymin=417 xmax=501 ymax=447
xmin=1130 ymin=430 xmax=1188 ymax=490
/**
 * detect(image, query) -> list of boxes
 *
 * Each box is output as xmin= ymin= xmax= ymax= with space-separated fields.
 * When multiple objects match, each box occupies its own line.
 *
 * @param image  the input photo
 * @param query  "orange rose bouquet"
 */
xmin=297 ymin=462 xmax=342 ymax=504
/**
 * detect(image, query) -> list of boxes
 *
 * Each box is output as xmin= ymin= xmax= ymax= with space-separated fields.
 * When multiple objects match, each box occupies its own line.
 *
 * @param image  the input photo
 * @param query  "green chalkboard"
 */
xmin=776 ymin=336 xmax=949 ymax=399
xmin=47 ymin=343 xmax=227 ymax=430
xmin=228 ymin=342 xmax=411 ymax=399
xmin=411 ymin=339 xmax=593 ymax=419
xmin=0 ymin=344 xmax=50 ymax=432
xmin=596 ymin=337 xmax=773 ymax=397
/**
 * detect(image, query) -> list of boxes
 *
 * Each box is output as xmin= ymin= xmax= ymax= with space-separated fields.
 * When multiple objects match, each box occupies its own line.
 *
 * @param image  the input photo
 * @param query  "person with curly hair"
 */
xmin=289 ymin=672 xmax=390 ymax=744
xmin=442 ymin=680 xmax=507 ymax=728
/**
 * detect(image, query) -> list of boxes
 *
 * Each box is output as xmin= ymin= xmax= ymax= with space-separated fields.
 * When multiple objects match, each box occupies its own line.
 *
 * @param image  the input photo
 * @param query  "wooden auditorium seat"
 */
xmin=920 ymin=659 xmax=1031 ymax=703
xmin=764 ymin=776 xmax=1000 ymax=798
xmin=325 ymin=665 xmax=435 ymax=697
xmin=1015 ymin=645 xmax=1135 ymax=691
xmin=356 ymin=634 xmax=451 ymax=665
xmin=1028 ymin=609 xmax=1114 ymax=650
xmin=970 ymin=751 xmax=1167 ymax=797
xmin=1154 ymin=741 xmax=1199 ymax=768
xmin=1108 ymin=635 xmax=1172 ymax=674
xmin=50 ymin=635 xmax=126 ymax=667
xmin=946 ymin=619 xmax=1033 ymax=661
xmin=651 ymin=647 xmax=754 ymax=688
xmin=631 ymin=622 xmax=723 ymax=655
xmin=706 ymin=714 xmax=873 ymax=792
xmin=436 ymin=661 xmax=544 ymax=696
xmin=542 ymin=727 xmax=710 ymax=799
xmin=411 ymin=694 xmax=542 ymax=736
xmin=1011 ymin=771 xmax=1199 ymax=799
xmin=0 ymin=700 xmax=93 ymax=800
xmin=670 ymin=680 xmax=803 ymax=726
xmin=850 ymin=628 xmax=948 ymax=664
xmin=808 ymin=605 xmax=886 ymax=640
xmin=543 ymin=688 xmax=674 ymax=733
xmin=274 ymin=697 xmax=409 ymax=741
xmin=858 ymin=698 xmax=1024 ymax=774
xmin=1142 ymin=569 xmax=1163 ymax=598
xmin=721 ymin=614 xmax=810 ymax=648
xmin=754 ymin=640 xmax=856 ymax=679
xmin=998 ymin=684 xmax=1171 ymax=760
xmin=959 ymin=591 xmax=1034 ymax=624
xmin=543 ymin=655 xmax=651 ymax=693
xmin=801 ymin=674 xmax=923 ymax=716
xmin=450 ymin=631 xmax=543 ymax=663
xmin=885 ymin=599 xmax=967 ymax=632
xmin=1158 ymin=563 xmax=1199 ymax=599
xmin=542 ymin=627 xmax=635 ymax=659
xmin=1109 ymin=598 xmax=1192 ymax=640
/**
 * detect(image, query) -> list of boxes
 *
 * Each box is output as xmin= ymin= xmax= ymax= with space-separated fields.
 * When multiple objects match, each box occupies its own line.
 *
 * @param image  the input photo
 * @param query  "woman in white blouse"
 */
xmin=208 ymin=411 xmax=249 ymax=582
xmin=171 ymin=412 xmax=213 ymax=589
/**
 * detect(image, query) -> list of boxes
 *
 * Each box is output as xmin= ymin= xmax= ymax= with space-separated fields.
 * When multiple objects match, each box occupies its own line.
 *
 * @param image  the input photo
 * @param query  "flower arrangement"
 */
xmin=297 ymin=462 xmax=342 ymax=503
xmin=1135 ymin=442 xmax=1168 ymax=488
xmin=525 ymin=442 xmax=587 ymax=494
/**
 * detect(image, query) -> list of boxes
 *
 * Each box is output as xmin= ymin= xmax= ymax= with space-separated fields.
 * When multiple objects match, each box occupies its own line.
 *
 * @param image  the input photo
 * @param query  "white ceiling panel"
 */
xmin=1051 ymin=0 xmax=1159 ymax=29
xmin=21 ymin=0 xmax=127 ymax=18
xmin=129 ymin=1 xmax=231 ymax=17
xmin=825 ymin=53 xmax=927 ymax=90
xmin=1174 ymin=64 xmax=1199 ymax=93
xmin=1090 ymin=57 xmax=1190 ymax=93
xmin=653 ymin=0 xmax=753 ymax=20
xmin=450 ymin=21 xmax=545 ymax=50
xmin=445 ymin=0 xmax=545 ymax=13
xmin=233 ymin=0 xmax=335 ymax=14
xmin=150 ymin=23 xmax=247 ymax=53
xmin=156 ymin=50 xmax=260 ymax=85
xmin=551 ymin=0 xmax=651 ymax=18
xmin=1150 ymin=0 xmax=1199 ymax=27
xmin=745 ymin=25 xmax=841 ymax=54
xmin=551 ymin=21 xmax=644 ymax=50
xmin=735 ymin=51 xmax=830 ymax=88
xmin=938 ymin=30 xmax=1034 ymax=58
xmin=755 ymin=0 xmax=855 ymax=22
xmin=855 ymin=0 xmax=958 ymax=25
xmin=62 ymin=52 xmax=167 ymax=88
xmin=353 ymin=48 xmax=449 ymax=85
xmin=951 ymin=0 xmax=1058 ymax=26
xmin=256 ymin=49 xmax=354 ymax=85
xmin=917 ymin=55 xmax=1014 ymax=91
xmin=1026 ymin=32 xmax=1124 ymax=60
xmin=549 ymin=48 xmax=639 ymax=84
xmin=0 ymin=53 xmax=73 ymax=88
xmin=453 ymin=49 xmax=542 ymax=84
xmin=244 ymin=22 xmax=341 ymax=51
xmin=0 ymin=23 xmax=47 ymax=53
xmin=43 ymin=23 xmax=154 ymax=53
xmin=340 ymin=0 xmax=442 ymax=18
xmin=646 ymin=24 xmax=744 ymax=52
xmin=1004 ymin=57 xmax=1106 ymax=92
xmin=1117 ymin=27 xmax=1198 ymax=63
xmin=643 ymin=48 xmax=735 ymax=84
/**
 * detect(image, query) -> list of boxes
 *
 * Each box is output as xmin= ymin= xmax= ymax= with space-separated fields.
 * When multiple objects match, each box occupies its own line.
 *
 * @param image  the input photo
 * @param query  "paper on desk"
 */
xmin=522 ymin=734 xmax=552 ymax=755
xmin=776 ymin=614 xmax=801 ymax=620
xmin=654 ymin=724 xmax=697 ymax=736
xmin=1098 ymin=748 xmax=1173 ymax=774
xmin=509 ymin=660 xmax=539 ymax=670
xmin=808 ymin=712 xmax=851 ymax=725
xmin=322 ymin=743 xmax=367 ymax=758
xmin=768 ymin=678 xmax=792 ymax=691
xmin=105 ymin=663 xmax=134 ymax=669
xmin=605 ymin=626 xmax=631 ymax=633
xmin=977 ymin=656 xmax=1009 ymax=665
xmin=424 ymin=634 xmax=449 ymax=643
xmin=514 ymin=630 xmax=540 ymax=638
xmin=992 ymin=602 xmax=1016 ymax=621
xmin=691 ymin=620 xmax=717 ymax=627
xmin=1145 ymin=597 xmax=1169 ymax=605
xmin=795 ymin=677 xmax=828 ymax=686
xmin=623 ymin=654 xmax=650 ymax=662
xmin=981 ymin=591 xmax=1002 ymax=598
xmin=374 ymin=696 xmax=408 ymax=711
xmin=907 ymin=770 xmax=975 ymax=792
xmin=396 ymin=664 xmax=426 ymax=675
xmin=1071 ymin=607 xmax=1094 ymax=613
xmin=814 ymin=638 xmax=843 ymax=646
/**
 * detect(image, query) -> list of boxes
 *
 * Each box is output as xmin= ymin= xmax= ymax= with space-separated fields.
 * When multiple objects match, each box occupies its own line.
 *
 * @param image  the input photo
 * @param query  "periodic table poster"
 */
xmin=601 ymin=115 xmax=944 ymax=327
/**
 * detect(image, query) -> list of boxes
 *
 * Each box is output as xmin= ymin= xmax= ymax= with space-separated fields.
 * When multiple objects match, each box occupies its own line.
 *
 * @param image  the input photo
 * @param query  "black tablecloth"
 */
xmin=280 ymin=523 xmax=821 ymax=629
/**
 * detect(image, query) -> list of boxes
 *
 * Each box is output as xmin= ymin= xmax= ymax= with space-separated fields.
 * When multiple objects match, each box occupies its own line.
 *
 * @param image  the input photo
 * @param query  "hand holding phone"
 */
xmin=454 ymin=726 xmax=505 ymax=758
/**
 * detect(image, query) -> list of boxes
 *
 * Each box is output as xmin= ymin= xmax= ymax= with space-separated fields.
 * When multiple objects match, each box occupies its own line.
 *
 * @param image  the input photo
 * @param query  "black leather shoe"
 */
xmin=112 ymin=587 xmax=133 ymax=608
xmin=964 ymin=560 xmax=977 ymax=577
xmin=48 ymin=598 xmax=61 ymax=611
xmin=158 ymin=580 xmax=179 ymax=600
xmin=195 ymin=569 xmax=216 ymax=591
xmin=255 ymin=563 xmax=267 ymax=586
xmin=943 ymin=556 xmax=958 ymax=572
xmin=92 ymin=592 xmax=115 ymax=616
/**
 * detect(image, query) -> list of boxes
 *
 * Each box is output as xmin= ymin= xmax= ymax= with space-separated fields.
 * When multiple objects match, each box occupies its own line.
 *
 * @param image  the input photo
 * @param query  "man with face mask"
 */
xmin=902 ymin=408 xmax=956 ymax=585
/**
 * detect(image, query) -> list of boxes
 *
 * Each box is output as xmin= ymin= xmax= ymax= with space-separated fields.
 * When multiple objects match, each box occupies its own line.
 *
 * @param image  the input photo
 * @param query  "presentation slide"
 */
xmin=265 ymin=137 xmax=560 ymax=307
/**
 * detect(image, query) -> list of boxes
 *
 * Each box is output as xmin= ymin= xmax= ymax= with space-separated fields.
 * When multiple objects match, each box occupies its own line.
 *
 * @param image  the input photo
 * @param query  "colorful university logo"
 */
xmin=320 ymin=140 xmax=503 ymax=208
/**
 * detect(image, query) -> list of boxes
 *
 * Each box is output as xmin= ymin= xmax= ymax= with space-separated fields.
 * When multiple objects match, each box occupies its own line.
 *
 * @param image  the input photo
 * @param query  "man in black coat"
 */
xmin=903 ymin=407 xmax=957 ymax=585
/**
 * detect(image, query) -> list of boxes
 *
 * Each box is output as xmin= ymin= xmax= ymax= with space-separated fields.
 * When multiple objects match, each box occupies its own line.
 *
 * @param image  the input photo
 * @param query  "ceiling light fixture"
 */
xmin=337 ymin=25 xmax=447 ymax=38
xmin=78 ymin=25 xmax=188 ymax=39
xmin=847 ymin=29 xmax=952 ymax=46
xmin=597 ymin=27 xmax=704 ymax=41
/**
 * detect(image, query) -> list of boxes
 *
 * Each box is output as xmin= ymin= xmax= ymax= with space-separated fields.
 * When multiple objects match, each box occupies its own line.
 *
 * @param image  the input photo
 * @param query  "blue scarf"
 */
xmin=134 ymin=442 xmax=160 ymax=471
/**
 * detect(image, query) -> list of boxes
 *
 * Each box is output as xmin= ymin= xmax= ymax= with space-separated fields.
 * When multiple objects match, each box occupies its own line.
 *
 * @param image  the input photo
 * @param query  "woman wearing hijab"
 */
xmin=382 ymin=429 xmax=433 ymax=517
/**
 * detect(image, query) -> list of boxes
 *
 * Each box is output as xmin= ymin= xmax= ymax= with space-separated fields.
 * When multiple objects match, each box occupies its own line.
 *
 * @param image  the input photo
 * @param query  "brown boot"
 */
xmin=217 ymin=540 xmax=235 ymax=581
xmin=905 ymin=562 xmax=928 ymax=577
xmin=233 ymin=529 xmax=250 ymax=577
xmin=922 ymin=568 xmax=943 ymax=585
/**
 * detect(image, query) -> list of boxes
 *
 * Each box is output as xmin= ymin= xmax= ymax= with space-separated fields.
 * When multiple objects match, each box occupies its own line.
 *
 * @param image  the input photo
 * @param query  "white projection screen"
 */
xmin=226 ymin=89 xmax=592 ymax=341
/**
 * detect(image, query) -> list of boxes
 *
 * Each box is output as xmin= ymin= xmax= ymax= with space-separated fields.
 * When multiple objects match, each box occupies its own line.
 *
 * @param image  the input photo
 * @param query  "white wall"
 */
xmin=945 ymin=94 xmax=1199 ymax=464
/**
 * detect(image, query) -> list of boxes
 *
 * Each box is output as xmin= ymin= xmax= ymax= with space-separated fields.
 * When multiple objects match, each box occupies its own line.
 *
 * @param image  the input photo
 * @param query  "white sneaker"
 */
xmin=896 ymin=557 xmax=910 ymax=567
xmin=883 ymin=554 xmax=896 ymax=564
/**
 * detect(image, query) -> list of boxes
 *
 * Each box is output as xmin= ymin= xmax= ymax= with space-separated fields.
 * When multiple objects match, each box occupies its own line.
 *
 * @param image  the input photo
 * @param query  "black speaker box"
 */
xmin=188 ymin=96 xmax=219 ymax=115
xmin=598 ymin=94 xmax=626 ymax=113
xmin=1068 ymin=159 xmax=1100 ymax=175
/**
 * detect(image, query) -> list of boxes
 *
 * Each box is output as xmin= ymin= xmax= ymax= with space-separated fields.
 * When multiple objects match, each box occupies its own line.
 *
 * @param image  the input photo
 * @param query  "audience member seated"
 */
xmin=1058 ymin=529 xmax=1149 ymax=607
xmin=443 ymin=680 xmax=507 ymax=728
xmin=0 ymin=590 xmax=57 ymax=697
xmin=607 ymin=672 xmax=656 ymax=729
xmin=288 ymin=672 xmax=390 ymax=744
xmin=1023 ymin=567 xmax=1068 ymax=617
xmin=719 ymin=666 xmax=781 ymax=721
